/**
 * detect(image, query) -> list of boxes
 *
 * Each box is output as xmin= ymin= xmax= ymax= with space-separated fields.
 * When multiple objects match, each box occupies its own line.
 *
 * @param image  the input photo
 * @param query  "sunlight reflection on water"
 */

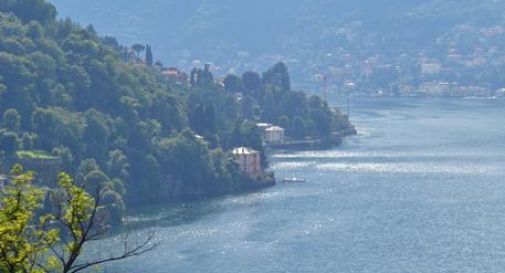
xmin=94 ymin=98 xmax=505 ymax=273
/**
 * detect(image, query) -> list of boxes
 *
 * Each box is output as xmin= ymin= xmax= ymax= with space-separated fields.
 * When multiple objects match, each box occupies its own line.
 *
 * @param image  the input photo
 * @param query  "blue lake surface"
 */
xmin=94 ymin=97 xmax=505 ymax=273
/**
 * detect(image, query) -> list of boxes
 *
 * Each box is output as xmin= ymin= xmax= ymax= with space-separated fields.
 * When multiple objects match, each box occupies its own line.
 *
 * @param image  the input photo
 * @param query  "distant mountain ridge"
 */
xmin=48 ymin=0 xmax=505 ymax=85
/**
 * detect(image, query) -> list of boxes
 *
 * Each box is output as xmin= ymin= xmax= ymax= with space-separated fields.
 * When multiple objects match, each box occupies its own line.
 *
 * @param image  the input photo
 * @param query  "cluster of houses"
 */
xmin=314 ymin=45 xmax=505 ymax=97
xmin=294 ymin=23 xmax=505 ymax=97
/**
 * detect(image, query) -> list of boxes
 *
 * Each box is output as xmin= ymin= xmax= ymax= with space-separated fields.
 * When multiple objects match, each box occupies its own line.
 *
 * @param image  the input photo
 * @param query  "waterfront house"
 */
xmin=265 ymin=126 xmax=285 ymax=144
xmin=232 ymin=147 xmax=262 ymax=179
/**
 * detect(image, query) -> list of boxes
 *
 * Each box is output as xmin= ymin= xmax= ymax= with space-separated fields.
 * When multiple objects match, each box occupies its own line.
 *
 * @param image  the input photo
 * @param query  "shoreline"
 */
xmin=120 ymin=128 xmax=357 ymax=213
xmin=265 ymin=126 xmax=357 ymax=151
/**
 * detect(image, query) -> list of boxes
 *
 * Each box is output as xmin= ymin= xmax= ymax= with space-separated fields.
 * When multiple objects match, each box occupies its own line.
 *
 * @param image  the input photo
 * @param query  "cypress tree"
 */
xmin=145 ymin=44 xmax=153 ymax=66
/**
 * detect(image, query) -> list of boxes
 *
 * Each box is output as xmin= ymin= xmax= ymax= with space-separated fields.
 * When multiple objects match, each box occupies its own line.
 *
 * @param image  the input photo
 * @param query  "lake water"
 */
xmin=94 ymin=97 xmax=505 ymax=273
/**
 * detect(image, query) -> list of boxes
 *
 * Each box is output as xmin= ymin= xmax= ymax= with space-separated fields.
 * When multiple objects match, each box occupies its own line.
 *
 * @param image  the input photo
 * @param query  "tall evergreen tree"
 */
xmin=189 ymin=104 xmax=206 ymax=134
xmin=190 ymin=68 xmax=200 ymax=87
xmin=145 ymin=44 xmax=153 ymax=66
xmin=199 ymin=64 xmax=214 ymax=86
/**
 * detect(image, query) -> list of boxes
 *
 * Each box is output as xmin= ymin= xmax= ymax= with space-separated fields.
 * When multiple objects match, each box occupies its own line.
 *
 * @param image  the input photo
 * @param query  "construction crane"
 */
xmin=314 ymin=73 xmax=355 ymax=118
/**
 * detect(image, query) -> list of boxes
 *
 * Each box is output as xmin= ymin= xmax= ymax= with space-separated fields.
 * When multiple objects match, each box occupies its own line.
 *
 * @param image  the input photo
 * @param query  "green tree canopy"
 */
xmin=0 ymin=165 xmax=157 ymax=273
xmin=0 ymin=0 xmax=56 ymax=24
xmin=242 ymin=71 xmax=262 ymax=94
xmin=223 ymin=74 xmax=243 ymax=93
xmin=291 ymin=116 xmax=306 ymax=139
xmin=2 ymin=109 xmax=21 ymax=132
xmin=0 ymin=164 xmax=58 ymax=273
xmin=0 ymin=130 xmax=19 ymax=156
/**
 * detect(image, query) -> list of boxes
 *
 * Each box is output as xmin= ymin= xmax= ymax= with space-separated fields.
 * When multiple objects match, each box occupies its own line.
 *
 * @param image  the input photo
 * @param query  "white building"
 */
xmin=232 ymin=147 xmax=262 ymax=179
xmin=264 ymin=126 xmax=285 ymax=144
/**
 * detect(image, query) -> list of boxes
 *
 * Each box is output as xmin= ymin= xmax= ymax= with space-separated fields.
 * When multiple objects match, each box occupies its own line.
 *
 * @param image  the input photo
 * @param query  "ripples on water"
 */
xmin=93 ymin=98 xmax=505 ymax=273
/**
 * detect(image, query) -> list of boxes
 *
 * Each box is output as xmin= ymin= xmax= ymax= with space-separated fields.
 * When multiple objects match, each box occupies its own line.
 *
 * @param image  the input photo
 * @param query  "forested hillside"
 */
xmin=0 ymin=1 xmax=236 ymax=208
xmin=0 ymin=0 xmax=353 ymax=210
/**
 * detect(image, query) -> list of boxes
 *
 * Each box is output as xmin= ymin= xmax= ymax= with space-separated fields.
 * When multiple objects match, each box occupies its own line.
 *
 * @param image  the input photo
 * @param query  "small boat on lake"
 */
xmin=282 ymin=177 xmax=307 ymax=183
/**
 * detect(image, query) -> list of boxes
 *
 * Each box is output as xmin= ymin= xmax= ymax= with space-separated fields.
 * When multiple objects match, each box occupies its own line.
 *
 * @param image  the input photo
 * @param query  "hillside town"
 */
xmin=294 ymin=23 xmax=505 ymax=97
xmin=304 ymin=25 xmax=505 ymax=97
xmin=154 ymin=22 xmax=505 ymax=98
